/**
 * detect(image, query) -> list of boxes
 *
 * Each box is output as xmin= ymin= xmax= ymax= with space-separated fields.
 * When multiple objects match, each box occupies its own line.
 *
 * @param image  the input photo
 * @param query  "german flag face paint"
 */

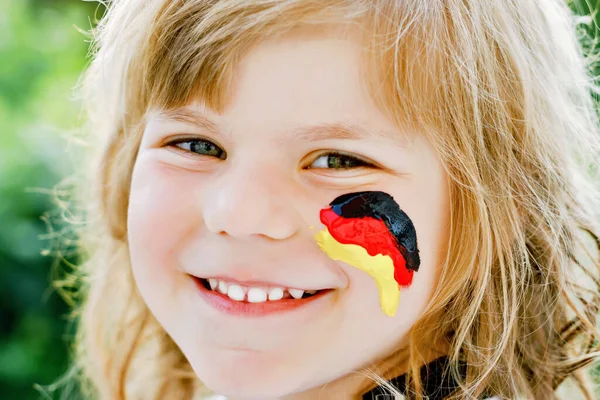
xmin=314 ymin=191 xmax=420 ymax=317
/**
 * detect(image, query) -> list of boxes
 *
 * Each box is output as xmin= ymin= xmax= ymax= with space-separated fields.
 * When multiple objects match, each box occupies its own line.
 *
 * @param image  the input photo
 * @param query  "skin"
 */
xmin=127 ymin=25 xmax=450 ymax=400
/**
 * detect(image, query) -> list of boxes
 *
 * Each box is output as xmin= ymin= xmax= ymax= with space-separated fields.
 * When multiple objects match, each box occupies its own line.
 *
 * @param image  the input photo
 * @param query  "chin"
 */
xmin=188 ymin=352 xmax=315 ymax=400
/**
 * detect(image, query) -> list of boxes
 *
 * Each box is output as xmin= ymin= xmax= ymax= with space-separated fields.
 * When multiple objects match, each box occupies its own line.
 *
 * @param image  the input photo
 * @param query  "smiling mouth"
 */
xmin=196 ymin=277 xmax=326 ymax=303
xmin=192 ymin=275 xmax=334 ymax=317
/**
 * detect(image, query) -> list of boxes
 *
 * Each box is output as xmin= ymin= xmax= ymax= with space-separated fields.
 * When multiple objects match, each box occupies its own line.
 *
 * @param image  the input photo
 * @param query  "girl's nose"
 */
xmin=202 ymin=168 xmax=300 ymax=241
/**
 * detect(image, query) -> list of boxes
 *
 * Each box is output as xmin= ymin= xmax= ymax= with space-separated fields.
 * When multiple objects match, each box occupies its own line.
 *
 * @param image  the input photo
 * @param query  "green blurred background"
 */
xmin=1 ymin=0 xmax=600 ymax=399
xmin=1 ymin=0 xmax=97 ymax=398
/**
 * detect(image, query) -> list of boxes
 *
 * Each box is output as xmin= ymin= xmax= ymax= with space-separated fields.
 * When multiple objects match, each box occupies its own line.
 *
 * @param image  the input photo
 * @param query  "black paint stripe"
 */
xmin=329 ymin=191 xmax=420 ymax=272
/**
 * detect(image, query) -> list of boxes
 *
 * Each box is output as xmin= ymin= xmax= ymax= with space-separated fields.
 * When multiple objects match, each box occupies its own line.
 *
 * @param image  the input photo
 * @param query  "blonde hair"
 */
xmin=56 ymin=0 xmax=600 ymax=398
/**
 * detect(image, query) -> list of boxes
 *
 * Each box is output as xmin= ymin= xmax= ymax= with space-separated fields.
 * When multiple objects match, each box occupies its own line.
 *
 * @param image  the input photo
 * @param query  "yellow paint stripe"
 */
xmin=314 ymin=227 xmax=400 ymax=317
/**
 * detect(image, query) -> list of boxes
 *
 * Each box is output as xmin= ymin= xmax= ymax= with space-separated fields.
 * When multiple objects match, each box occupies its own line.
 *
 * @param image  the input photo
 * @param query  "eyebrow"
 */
xmin=157 ymin=108 xmax=221 ymax=135
xmin=287 ymin=122 xmax=398 ymax=142
xmin=157 ymin=107 xmax=403 ymax=143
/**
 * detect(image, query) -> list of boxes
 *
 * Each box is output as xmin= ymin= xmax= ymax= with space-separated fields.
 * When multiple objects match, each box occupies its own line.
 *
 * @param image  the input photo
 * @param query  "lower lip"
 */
xmin=192 ymin=277 xmax=333 ymax=317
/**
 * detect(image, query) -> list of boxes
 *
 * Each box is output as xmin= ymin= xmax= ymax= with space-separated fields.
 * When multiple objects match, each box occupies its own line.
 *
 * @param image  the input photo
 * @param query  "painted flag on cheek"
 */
xmin=314 ymin=191 xmax=420 ymax=317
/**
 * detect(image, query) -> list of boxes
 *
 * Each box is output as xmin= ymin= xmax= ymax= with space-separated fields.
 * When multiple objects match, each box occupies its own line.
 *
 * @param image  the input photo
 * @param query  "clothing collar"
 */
xmin=362 ymin=356 xmax=466 ymax=400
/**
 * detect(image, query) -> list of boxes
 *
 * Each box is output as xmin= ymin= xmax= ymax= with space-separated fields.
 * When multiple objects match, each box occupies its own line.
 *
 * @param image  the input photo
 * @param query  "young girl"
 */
xmin=62 ymin=0 xmax=600 ymax=398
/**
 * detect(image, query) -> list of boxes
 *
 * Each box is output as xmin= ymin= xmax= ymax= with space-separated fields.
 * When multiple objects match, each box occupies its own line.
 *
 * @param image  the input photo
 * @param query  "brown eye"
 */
xmin=309 ymin=152 xmax=372 ymax=169
xmin=170 ymin=139 xmax=226 ymax=160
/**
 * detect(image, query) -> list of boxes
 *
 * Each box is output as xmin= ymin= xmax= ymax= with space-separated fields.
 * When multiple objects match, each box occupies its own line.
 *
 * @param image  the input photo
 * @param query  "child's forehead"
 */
xmin=139 ymin=7 xmax=443 ymax=143
xmin=148 ymin=25 xmax=368 ymax=105
xmin=142 ymin=8 xmax=370 ymax=111
xmin=142 ymin=28 xmax=421 ymax=145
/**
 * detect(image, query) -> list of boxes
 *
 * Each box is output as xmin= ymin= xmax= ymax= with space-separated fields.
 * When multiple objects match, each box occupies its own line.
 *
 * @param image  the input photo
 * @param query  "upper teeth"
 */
xmin=207 ymin=278 xmax=318 ymax=303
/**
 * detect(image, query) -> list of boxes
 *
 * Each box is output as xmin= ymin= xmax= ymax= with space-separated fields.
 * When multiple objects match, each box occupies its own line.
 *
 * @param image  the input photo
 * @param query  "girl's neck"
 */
xmin=280 ymin=342 xmax=450 ymax=400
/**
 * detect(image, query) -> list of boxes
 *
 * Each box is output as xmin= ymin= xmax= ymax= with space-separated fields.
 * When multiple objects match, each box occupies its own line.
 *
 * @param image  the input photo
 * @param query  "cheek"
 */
xmin=127 ymin=156 xmax=204 ymax=304
xmin=407 ymin=158 xmax=450 ymax=284
xmin=354 ymin=151 xmax=449 ymax=325
xmin=391 ymin=156 xmax=449 ymax=314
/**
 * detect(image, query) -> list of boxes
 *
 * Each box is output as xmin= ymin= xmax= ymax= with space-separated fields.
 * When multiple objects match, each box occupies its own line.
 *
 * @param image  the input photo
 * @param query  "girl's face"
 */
xmin=128 ymin=27 xmax=449 ymax=399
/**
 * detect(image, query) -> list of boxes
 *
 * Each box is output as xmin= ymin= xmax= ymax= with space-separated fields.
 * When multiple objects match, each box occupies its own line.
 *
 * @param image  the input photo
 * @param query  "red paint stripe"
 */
xmin=320 ymin=208 xmax=414 ymax=286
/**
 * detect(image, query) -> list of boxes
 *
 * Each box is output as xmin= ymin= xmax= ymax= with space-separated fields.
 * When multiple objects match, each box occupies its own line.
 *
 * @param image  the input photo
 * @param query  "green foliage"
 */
xmin=0 ymin=0 xmax=97 ymax=399
xmin=569 ymin=0 xmax=600 ymax=111
xmin=0 ymin=1 xmax=600 ymax=400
